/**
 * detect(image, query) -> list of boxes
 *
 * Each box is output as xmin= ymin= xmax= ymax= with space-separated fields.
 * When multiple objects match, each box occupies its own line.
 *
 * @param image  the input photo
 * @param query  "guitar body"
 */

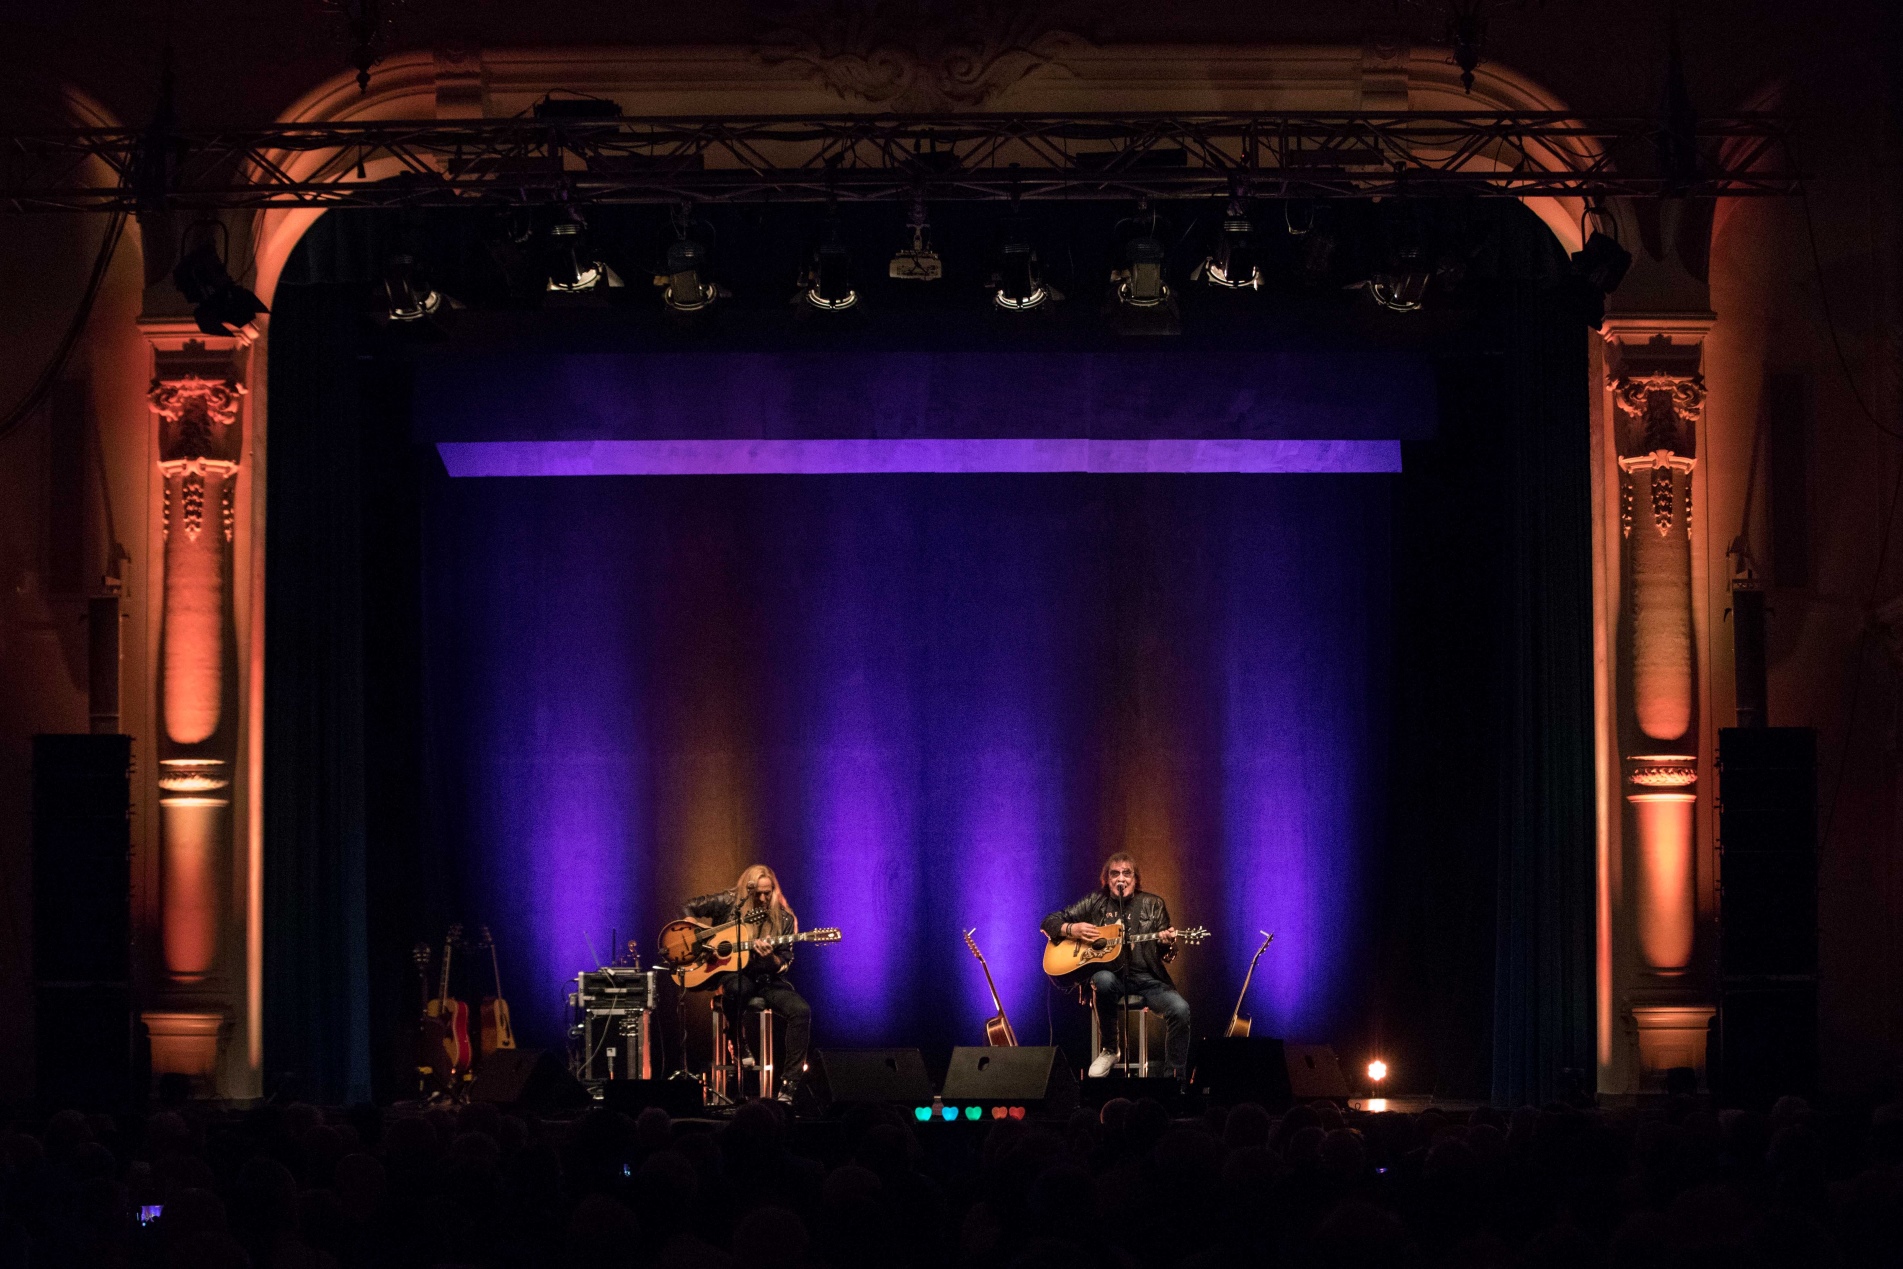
xmin=413 ymin=944 xmax=451 ymax=1092
xmin=427 ymin=996 xmax=473 ymax=1072
xmin=660 ymin=917 xmax=842 ymax=990
xmin=481 ymin=996 xmax=516 ymax=1052
xmin=1224 ymin=1015 xmax=1252 ymax=1038
xmin=983 ymin=1013 xmax=1018 ymax=1047
xmin=1041 ymin=922 xmax=1126 ymax=980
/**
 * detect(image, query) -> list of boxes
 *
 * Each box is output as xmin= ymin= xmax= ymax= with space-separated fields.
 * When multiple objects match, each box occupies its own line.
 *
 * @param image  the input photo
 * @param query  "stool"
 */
xmin=709 ymin=988 xmax=775 ymax=1101
xmin=1089 ymin=994 xmax=1157 ymax=1077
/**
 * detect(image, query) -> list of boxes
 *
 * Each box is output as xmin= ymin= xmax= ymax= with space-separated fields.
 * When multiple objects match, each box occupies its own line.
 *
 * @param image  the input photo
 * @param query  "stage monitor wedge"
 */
xmin=941 ymin=1046 xmax=1078 ymax=1114
xmin=807 ymin=1048 xmax=933 ymax=1108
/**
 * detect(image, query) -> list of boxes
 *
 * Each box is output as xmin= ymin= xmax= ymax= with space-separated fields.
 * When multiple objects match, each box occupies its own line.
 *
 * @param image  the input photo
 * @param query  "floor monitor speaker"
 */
xmin=1285 ymin=1043 xmax=1351 ymax=1099
xmin=1192 ymin=1036 xmax=1292 ymax=1104
xmin=807 ymin=1048 xmax=933 ymax=1107
xmin=599 ymin=1077 xmax=708 ymax=1118
xmin=470 ymin=1048 xmax=589 ymax=1109
xmin=940 ymin=1046 xmax=1078 ymax=1113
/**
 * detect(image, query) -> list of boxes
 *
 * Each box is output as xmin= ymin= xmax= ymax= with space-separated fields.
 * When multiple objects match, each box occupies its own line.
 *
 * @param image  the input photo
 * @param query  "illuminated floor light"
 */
xmin=964 ymin=1105 xmax=982 ymax=1120
xmin=940 ymin=1106 xmax=957 ymax=1121
xmin=914 ymin=1106 xmax=932 ymax=1122
xmin=1367 ymin=1059 xmax=1389 ymax=1083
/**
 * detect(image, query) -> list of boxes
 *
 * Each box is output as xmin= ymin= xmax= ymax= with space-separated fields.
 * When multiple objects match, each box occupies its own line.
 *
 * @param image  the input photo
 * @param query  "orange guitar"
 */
xmin=963 ymin=929 xmax=1017 ymax=1046
xmin=477 ymin=925 xmax=516 ymax=1054
xmin=424 ymin=924 xmax=473 ymax=1080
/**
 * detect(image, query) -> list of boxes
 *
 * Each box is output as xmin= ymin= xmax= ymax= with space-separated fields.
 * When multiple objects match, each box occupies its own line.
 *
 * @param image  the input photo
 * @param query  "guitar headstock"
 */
xmin=804 ymin=927 xmax=842 ymax=944
xmin=1175 ymin=926 xmax=1212 ymax=945
xmin=477 ymin=924 xmax=495 ymax=948
xmin=963 ymin=928 xmax=981 ymax=958
xmin=412 ymin=942 xmax=432 ymax=969
xmin=446 ymin=922 xmax=464 ymax=944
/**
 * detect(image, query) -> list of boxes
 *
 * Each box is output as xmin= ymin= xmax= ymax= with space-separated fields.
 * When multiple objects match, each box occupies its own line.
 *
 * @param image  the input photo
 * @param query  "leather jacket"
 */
xmin=682 ymin=892 xmax=798 ymax=974
xmin=1041 ymin=889 xmax=1176 ymax=984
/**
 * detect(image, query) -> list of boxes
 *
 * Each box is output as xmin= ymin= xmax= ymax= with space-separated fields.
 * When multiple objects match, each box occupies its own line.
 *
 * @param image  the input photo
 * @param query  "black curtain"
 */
xmin=265 ymin=216 xmax=428 ymax=1104
xmin=1378 ymin=284 xmax=1596 ymax=1106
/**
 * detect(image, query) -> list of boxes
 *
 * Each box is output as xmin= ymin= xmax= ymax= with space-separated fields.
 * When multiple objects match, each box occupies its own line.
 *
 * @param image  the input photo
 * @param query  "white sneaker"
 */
xmin=1088 ymin=1050 xmax=1120 ymax=1079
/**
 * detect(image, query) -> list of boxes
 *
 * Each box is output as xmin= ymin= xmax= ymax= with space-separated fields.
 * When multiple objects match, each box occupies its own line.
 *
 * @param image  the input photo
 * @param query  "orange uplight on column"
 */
xmin=1630 ymin=769 xmax=1697 ymax=974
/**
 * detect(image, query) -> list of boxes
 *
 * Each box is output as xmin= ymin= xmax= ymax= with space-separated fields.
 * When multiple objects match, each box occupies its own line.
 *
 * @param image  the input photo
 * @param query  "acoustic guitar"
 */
xmin=962 ymin=929 xmax=1017 ymax=1046
xmin=477 ymin=924 xmax=516 ymax=1054
xmin=1225 ymin=931 xmax=1275 ymax=1038
xmin=1042 ymin=922 xmax=1211 ymax=981
xmin=658 ymin=916 xmax=843 ymax=989
xmin=424 ymin=924 xmax=473 ymax=1079
xmin=413 ymin=942 xmax=451 ymax=1094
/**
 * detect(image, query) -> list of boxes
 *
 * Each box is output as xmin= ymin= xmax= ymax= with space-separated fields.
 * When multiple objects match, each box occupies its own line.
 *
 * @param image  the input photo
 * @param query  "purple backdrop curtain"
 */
xmin=420 ymin=472 xmax=1391 ymax=1056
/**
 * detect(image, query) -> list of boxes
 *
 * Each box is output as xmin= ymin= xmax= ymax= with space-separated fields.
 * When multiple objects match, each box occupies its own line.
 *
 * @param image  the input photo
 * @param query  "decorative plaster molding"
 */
xmin=752 ymin=0 xmax=1097 ymax=110
xmin=1628 ymin=759 xmax=1697 ymax=788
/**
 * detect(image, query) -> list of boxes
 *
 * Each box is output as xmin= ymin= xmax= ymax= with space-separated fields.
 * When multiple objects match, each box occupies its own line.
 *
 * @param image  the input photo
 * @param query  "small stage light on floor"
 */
xmin=1367 ymin=1058 xmax=1389 ymax=1083
xmin=172 ymin=221 xmax=267 ymax=338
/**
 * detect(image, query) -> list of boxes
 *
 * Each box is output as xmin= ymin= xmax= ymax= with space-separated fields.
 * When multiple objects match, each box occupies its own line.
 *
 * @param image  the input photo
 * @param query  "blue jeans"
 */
xmin=1090 ymin=970 xmax=1190 ymax=1077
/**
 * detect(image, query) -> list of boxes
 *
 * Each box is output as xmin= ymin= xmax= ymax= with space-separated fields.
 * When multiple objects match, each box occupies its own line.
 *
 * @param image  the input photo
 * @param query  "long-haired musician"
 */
xmin=682 ymin=864 xmax=812 ymax=1102
xmin=1042 ymin=852 xmax=1191 ymax=1081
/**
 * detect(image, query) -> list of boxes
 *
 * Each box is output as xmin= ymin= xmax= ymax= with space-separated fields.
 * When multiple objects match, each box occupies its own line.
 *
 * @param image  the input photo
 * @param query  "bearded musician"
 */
xmin=1042 ymin=852 xmax=1191 ymax=1081
xmin=682 ymin=864 xmax=811 ymax=1103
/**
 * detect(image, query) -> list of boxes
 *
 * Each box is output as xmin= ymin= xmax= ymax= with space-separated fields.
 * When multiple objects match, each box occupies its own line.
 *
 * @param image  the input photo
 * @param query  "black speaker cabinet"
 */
xmin=1193 ymin=1038 xmax=1349 ymax=1104
xmin=470 ymin=1048 xmax=589 ymax=1109
xmin=807 ymin=1048 xmax=933 ymax=1107
xmin=599 ymin=1077 xmax=708 ymax=1118
xmin=32 ymin=735 xmax=133 ymax=1110
xmin=1716 ymin=727 xmax=1818 ymax=1104
xmin=940 ymin=1046 xmax=1078 ymax=1113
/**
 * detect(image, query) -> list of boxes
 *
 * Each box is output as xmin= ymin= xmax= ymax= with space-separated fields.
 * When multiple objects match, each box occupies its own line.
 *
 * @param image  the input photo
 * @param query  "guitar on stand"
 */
xmin=477 ymin=925 xmax=516 ymax=1055
xmin=424 ymin=924 xmax=473 ymax=1096
xmin=1042 ymin=922 xmax=1211 ymax=983
xmin=962 ymin=929 xmax=1017 ymax=1046
xmin=1225 ymin=931 xmax=1275 ymax=1038
xmin=413 ymin=943 xmax=450 ymax=1096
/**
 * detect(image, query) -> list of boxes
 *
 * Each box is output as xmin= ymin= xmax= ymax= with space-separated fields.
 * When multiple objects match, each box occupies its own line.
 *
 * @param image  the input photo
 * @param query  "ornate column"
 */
xmin=141 ymin=329 xmax=248 ymax=1092
xmin=1607 ymin=322 xmax=1716 ymax=1089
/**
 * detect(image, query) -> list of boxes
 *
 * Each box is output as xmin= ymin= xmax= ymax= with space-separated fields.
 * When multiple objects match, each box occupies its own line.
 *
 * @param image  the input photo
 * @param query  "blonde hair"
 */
xmin=734 ymin=864 xmax=796 ymax=925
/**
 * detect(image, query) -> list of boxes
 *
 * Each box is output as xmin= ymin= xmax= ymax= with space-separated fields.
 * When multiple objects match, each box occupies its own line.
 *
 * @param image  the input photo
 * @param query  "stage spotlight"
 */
xmin=1563 ymin=228 xmax=1633 ymax=328
xmin=545 ymin=208 xmax=620 ymax=294
xmin=1367 ymin=1059 xmax=1389 ymax=1083
xmin=375 ymin=252 xmax=453 ymax=323
xmin=1113 ymin=231 xmax=1170 ymax=308
xmin=800 ymin=221 xmax=859 ymax=311
xmin=990 ymin=222 xmax=1052 ymax=311
xmin=1361 ymin=271 xmax=1431 ymax=312
xmin=656 ymin=235 xmax=722 ymax=313
xmin=1196 ymin=197 xmax=1261 ymax=290
xmin=171 ymin=224 xmax=267 ymax=338
xmin=889 ymin=194 xmax=943 ymax=281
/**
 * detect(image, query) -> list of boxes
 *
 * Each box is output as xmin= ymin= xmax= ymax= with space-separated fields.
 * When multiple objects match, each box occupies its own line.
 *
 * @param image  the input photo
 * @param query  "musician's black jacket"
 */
xmin=682 ymin=892 xmax=798 ymax=974
xmin=1040 ymin=890 xmax=1177 ymax=984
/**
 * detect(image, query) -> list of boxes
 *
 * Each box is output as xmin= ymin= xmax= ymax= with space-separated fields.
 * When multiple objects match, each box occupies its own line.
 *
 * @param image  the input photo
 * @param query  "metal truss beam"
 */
xmin=0 ymin=112 xmax=1798 ymax=212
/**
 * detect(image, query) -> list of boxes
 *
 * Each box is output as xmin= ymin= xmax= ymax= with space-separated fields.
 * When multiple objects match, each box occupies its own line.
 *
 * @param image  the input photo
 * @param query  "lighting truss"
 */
xmin=0 ymin=112 xmax=1797 ymax=212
